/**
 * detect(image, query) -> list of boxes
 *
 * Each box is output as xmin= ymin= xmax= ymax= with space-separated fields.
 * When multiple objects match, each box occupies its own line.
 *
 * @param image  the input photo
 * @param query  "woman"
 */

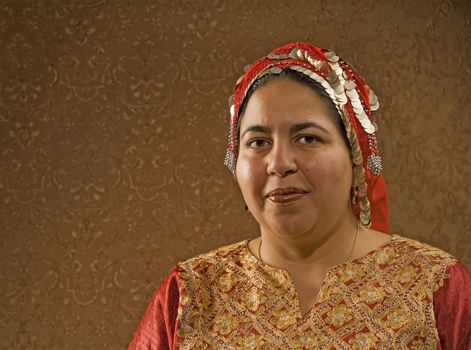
xmin=129 ymin=42 xmax=470 ymax=349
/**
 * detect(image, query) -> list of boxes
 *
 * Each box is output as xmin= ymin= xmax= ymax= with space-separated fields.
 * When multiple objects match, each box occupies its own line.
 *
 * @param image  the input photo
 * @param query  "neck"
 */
xmin=259 ymin=217 xmax=358 ymax=269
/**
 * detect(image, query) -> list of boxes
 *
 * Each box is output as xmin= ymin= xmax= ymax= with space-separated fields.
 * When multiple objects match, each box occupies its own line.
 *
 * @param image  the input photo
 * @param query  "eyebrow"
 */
xmin=240 ymin=122 xmax=329 ymax=139
xmin=291 ymin=122 xmax=329 ymax=134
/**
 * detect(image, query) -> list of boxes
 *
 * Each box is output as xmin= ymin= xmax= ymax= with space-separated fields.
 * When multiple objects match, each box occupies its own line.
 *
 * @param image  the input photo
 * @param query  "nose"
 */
xmin=266 ymin=141 xmax=298 ymax=177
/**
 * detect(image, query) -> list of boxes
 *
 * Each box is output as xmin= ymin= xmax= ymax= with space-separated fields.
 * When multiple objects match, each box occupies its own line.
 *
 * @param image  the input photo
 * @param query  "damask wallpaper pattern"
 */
xmin=0 ymin=0 xmax=469 ymax=348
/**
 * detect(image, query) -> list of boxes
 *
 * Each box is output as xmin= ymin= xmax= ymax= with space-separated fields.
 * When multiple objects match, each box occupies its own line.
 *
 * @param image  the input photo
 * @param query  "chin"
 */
xmin=263 ymin=216 xmax=316 ymax=239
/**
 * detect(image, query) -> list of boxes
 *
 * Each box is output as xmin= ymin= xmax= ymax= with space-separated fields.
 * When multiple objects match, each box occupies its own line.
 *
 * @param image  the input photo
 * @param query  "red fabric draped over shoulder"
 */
xmin=128 ymin=267 xmax=180 ymax=350
xmin=434 ymin=262 xmax=471 ymax=349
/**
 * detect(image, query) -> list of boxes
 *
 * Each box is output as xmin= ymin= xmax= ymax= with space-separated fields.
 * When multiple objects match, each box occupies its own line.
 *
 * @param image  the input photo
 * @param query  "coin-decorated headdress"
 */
xmin=225 ymin=42 xmax=388 ymax=233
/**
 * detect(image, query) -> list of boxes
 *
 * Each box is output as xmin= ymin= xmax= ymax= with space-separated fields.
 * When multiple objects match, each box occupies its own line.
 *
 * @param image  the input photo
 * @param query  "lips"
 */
xmin=266 ymin=187 xmax=308 ymax=204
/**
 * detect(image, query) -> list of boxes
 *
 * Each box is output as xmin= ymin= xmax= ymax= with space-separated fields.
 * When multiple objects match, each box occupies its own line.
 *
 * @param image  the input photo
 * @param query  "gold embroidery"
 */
xmin=235 ymin=333 xmax=267 ymax=349
xmin=359 ymin=285 xmax=385 ymax=304
xmin=341 ymin=264 xmax=367 ymax=282
xmin=349 ymin=332 xmax=380 ymax=350
xmin=397 ymin=265 xmax=418 ymax=284
xmin=316 ymin=284 xmax=341 ymax=303
xmin=375 ymin=246 xmax=394 ymax=264
xmin=212 ymin=312 xmax=239 ymax=336
xmin=239 ymin=287 xmax=267 ymax=312
xmin=293 ymin=333 xmax=319 ymax=348
xmin=382 ymin=307 xmax=409 ymax=329
xmin=268 ymin=305 xmax=298 ymax=329
xmin=216 ymin=273 xmax=235 ymax=293
xmin=325 ymin=305 xmax=354 ymax=328
xmin=176 ymin=235 xmax=457 ymax=349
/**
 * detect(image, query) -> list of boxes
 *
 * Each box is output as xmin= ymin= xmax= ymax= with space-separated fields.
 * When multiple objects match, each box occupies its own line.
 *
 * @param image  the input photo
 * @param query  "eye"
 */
xmin=296 ymin=135 xmax=321 ymax=144
xmin=247 ymin=138 xmax=270 ymax=148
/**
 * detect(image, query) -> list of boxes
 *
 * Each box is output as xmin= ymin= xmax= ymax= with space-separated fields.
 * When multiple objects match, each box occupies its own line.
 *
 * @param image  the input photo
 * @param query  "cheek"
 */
xmin=235 ymin=157 xmax=266 ymax=197
xmin=302 ymin=153 xmax=352 ymax=187
xmin=328 ymin=156 xmax=354 ymax=189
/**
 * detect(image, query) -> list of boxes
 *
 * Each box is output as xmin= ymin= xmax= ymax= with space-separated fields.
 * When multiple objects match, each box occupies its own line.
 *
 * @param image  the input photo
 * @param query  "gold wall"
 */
xmin=1 ymin=0 xmax=469 ymax=348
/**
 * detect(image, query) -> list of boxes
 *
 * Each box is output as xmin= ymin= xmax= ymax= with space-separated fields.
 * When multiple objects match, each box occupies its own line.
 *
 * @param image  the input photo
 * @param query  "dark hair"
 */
xmin=237 ymin=69 xmax=349 ymax=148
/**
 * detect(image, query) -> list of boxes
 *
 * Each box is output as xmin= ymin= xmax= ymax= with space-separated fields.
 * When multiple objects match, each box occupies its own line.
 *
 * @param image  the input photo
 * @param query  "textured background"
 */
xmin=0 ymin=0 xmax=470 ymax=348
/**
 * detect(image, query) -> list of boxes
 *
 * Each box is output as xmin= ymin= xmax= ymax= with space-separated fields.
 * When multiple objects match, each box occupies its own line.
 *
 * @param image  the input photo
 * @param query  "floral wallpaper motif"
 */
xmin=0 ymin=0 xmax=469 ymax=348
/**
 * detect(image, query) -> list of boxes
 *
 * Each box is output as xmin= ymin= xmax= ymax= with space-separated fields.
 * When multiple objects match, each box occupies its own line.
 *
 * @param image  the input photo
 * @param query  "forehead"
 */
xmin=239 ymin=79 xmax=336 ymax=130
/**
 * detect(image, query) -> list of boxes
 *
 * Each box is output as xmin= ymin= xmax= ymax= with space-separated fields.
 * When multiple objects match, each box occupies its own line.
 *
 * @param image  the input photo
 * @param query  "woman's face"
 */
xmin=235 ymin=79 xmax=353 ymax=238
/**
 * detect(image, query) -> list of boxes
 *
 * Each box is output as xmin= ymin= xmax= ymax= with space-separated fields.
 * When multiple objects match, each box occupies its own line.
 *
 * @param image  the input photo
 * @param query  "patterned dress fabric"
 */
xmin=129 ymin=235 xmax=471 ymax=349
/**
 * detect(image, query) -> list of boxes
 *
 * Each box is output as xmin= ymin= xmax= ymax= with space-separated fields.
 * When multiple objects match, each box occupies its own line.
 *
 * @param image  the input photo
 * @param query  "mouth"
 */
xmin=266 ymin=187 xmax=308 ymax=204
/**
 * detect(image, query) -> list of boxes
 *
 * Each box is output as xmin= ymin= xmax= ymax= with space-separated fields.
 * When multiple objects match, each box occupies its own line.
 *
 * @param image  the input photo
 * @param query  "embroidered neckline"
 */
xmin=244 ymin=234 xmax=397 ymax=274
xmin=241 ymin=235 xmax=396 ymax=320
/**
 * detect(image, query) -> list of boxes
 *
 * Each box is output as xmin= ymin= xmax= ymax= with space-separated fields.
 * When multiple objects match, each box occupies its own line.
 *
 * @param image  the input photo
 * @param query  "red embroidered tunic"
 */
xmin=129 ymin=235 xmax=471 ymax=349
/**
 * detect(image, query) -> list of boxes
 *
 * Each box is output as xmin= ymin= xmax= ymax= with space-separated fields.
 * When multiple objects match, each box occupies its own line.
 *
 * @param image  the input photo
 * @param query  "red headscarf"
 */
xmin=225 ymin=42 xmax=388 ymax=233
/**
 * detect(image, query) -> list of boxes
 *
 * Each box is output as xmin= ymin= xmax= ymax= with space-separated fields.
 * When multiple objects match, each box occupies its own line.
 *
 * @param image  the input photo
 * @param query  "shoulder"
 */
xmin=382 ymin=234 xmax=459 ymax=291
xmin=374 ymin=235 xmax=470 ymax=347
xmin=390 ymin=234 xmax=457 ymax=265
xmin=433 ymin=262 xmax=471 ymax=348
xmin=176 ymin=240 xmax=250 ymax=279
xmin=173 ymin=240 xmax=253 ymax=323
